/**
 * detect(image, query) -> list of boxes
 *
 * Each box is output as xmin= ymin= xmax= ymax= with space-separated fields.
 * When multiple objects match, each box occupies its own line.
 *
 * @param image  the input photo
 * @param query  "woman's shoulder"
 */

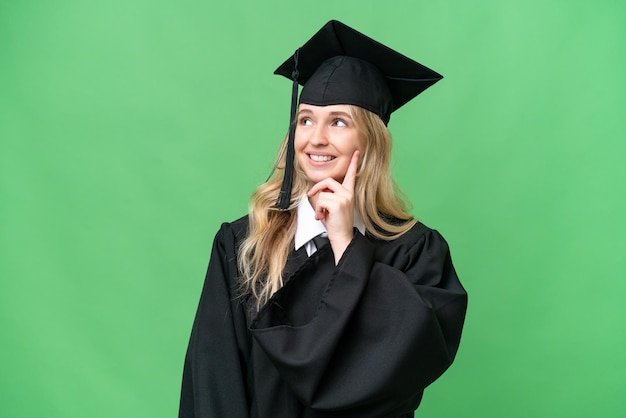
xmin=406 ymin=221 xmax=444 ymax=242
xmin=215 ymin=215 xmax=249 ymax=245
xmin=223 ymin=214 xmax=250 ymax=232
xmin=364 ymin=220 xmax=454 ymax=274
xmin=370 ymin=219 xmax=451 ymax=254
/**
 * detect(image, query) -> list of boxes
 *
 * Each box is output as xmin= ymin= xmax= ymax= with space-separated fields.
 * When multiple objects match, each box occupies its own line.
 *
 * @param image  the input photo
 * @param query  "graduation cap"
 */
xmin=274 ymin=20 xmax=442 ymax=209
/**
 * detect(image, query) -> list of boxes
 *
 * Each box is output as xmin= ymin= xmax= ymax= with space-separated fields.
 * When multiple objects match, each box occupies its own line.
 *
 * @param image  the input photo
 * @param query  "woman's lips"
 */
xmin=308 ymin=154 xmax=335 ymax=162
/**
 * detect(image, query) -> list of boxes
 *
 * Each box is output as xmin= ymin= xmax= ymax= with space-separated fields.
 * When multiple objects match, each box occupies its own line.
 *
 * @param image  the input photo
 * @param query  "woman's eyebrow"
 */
xmin=297 ymin=109 xmax=352 ymax=119
xmin=329 ymin=111 xmax=352 ymax=119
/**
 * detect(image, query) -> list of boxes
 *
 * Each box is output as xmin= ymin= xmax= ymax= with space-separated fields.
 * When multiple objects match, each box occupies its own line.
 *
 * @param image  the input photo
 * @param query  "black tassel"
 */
xmin=276 ymin=49 xmax=300 ymax=210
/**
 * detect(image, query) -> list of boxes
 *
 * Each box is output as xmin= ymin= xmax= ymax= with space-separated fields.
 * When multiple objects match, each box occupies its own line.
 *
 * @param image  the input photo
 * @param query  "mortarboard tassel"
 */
xmin=276 ymin=48 xmax=300 ymax=210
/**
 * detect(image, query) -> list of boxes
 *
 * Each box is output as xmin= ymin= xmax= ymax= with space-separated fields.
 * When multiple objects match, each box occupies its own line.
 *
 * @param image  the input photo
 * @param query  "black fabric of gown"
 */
xmin=179 ymin=215 xmax=467 ymax=418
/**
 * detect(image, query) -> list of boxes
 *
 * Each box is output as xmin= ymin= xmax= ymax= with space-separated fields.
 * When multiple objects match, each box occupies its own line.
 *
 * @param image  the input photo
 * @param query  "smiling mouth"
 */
xmin=309 ymin=154 xmax=335 ymax=162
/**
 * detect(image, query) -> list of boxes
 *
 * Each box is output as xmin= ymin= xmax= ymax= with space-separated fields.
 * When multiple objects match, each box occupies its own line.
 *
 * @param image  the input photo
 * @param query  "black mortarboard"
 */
xmin=274 ymin=20 xmax=443 ymax=209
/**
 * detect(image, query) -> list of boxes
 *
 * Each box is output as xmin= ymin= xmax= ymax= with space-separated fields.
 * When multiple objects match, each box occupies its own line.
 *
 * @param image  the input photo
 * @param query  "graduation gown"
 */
xmin=179 ymin=215 xmax=467 ymax=418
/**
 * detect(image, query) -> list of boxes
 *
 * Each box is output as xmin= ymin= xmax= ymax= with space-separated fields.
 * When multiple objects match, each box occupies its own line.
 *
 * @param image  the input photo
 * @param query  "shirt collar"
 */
xmin=295 ymin=195 xmax=366 ymax=251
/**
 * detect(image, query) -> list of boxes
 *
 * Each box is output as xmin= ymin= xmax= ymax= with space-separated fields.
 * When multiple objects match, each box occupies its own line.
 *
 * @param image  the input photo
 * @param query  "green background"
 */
xmin=1 ymin=0 xmax=625 ymax=417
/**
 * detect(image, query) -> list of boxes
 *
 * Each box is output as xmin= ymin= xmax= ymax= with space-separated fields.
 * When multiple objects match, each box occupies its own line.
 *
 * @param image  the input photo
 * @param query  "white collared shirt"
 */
xmin=294 ymin=196 xmax=366 ymax=256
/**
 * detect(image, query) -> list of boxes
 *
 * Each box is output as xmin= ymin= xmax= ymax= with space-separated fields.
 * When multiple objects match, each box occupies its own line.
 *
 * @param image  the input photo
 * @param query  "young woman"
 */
xmin=179 ymin=20 xmax=467 ymax=418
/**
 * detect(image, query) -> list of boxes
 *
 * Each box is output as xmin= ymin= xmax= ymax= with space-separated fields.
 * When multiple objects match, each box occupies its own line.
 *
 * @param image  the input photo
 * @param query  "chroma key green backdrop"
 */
xmin=1 ymin=1 xmax=625 ymax=417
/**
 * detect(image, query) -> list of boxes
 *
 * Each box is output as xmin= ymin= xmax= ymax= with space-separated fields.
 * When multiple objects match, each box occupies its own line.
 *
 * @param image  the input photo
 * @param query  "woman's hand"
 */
xmin=307 ymin=150 xmax=359 ymax=264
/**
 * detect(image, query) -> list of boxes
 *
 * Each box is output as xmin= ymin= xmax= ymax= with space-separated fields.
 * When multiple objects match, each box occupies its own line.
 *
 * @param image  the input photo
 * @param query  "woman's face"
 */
xmin=294 ymin=104 xmax=363 ymax=185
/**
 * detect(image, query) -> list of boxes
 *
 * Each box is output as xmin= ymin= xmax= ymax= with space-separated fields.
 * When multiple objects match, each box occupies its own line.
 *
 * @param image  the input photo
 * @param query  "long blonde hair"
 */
xmin=238 ymin=105 xmax=417 ymax=308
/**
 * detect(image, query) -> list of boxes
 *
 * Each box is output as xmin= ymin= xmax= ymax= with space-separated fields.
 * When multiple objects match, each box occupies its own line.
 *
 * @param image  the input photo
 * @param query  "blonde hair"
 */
xmin=238 ymin=105 xmax=417 ymax=308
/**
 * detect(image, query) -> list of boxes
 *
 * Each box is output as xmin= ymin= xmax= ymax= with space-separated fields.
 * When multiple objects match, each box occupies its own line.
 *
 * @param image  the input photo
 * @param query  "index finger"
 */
xmin=342 ymin=150 xmax=359 ymax=191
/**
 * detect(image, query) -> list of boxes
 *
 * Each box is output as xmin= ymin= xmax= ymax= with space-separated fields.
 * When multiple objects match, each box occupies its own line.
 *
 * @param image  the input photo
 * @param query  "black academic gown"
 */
xmin=179 ymin=215 xmax=467 ymax=418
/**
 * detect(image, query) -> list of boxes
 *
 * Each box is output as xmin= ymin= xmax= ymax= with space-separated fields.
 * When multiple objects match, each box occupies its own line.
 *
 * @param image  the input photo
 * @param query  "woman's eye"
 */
xmin=300 ymin=118 xmax=312 ymax=126
xmin=333 ymin=119 xmax=347 ymax=127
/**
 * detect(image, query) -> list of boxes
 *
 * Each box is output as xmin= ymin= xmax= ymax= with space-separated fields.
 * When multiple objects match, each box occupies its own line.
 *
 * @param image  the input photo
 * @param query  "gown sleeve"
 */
xmin=249 ymin=226 xmax=467 ymax=417
xmin=179 ymin=223 xmax=250 ymax=418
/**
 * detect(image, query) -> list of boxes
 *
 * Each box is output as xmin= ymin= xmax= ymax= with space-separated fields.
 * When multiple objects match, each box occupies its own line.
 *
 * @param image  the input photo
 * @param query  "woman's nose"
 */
xmin=310 ymin=125 xmax=329 ymax=145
